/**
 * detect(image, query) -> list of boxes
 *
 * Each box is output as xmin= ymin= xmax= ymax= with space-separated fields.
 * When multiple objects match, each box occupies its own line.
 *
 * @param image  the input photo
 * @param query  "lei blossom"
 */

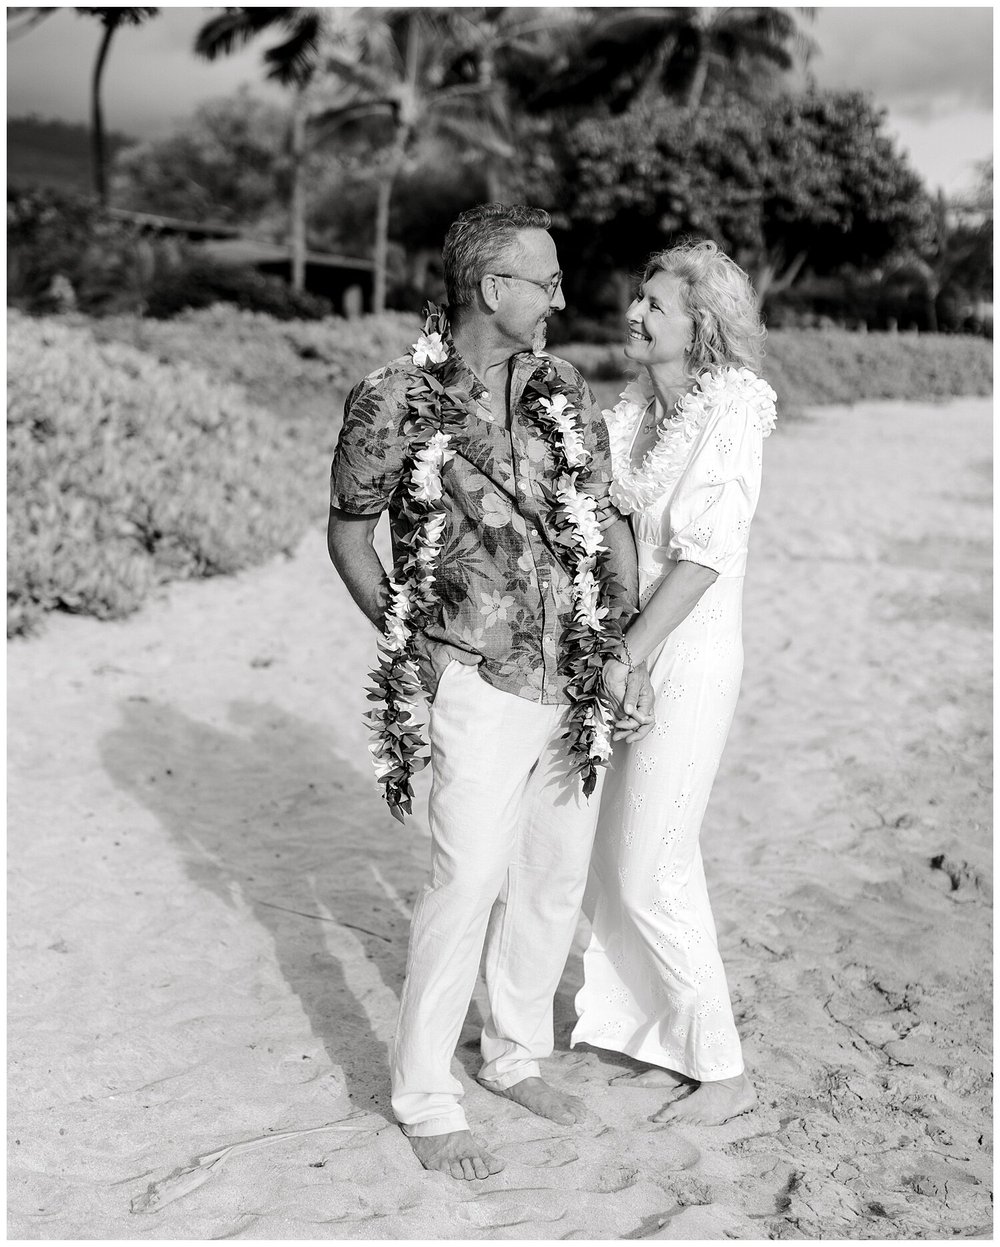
xmin=365 ymin=305 xmax=470 ymax=822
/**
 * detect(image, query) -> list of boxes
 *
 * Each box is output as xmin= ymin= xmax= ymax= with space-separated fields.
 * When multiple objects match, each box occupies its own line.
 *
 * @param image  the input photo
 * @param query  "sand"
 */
xmin=8 ymin=397 xmax=992 ymax=1240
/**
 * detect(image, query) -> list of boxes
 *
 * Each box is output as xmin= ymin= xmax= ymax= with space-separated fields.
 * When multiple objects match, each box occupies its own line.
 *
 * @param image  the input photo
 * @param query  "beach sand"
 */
xmin=8 ymin=397 xmax=992 ymax=1240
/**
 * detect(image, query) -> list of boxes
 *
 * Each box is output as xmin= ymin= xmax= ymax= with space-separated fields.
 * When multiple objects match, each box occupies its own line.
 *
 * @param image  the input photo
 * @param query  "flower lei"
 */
xmin=606 ymin=367 xmax=778 ymax=516
xmin=518 ymin=364 xmax=628 ymax=797
xmin=364 ymin=304 xmax=472 ymax=822
xmin=365 ymin=306 xmax=627 ymax=820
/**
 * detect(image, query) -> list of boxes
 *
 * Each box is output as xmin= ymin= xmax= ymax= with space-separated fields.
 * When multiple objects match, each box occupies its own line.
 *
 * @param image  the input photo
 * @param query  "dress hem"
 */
xmin=570 ymin=1025 xmax=745 ymax=1083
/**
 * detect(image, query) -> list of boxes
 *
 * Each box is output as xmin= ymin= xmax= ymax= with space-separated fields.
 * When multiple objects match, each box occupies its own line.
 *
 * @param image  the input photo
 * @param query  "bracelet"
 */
xmin=618 ymin=635 xmax=635 ymax=675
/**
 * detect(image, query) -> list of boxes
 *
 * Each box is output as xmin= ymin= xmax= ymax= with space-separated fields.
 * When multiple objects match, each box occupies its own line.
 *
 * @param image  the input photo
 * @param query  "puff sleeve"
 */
xmin=665 ymin=395 xmax=765 ymax=576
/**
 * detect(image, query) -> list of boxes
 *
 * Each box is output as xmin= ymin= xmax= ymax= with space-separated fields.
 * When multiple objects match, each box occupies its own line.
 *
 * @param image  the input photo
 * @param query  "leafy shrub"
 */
xmin=7 ymin=313 xmax=307 ymax=637
xmin=765 ymin=329 xmax=993 ymax=408
xmin=89 ymin=305 xmax=417 ymax=444
xmin=143 ymin=258 xmax=333 ymax=321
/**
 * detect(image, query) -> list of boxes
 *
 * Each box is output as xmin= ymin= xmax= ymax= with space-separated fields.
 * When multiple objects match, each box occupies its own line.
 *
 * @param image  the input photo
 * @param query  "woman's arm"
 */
xmin=623 ymin=559 xmax=718 ymax=665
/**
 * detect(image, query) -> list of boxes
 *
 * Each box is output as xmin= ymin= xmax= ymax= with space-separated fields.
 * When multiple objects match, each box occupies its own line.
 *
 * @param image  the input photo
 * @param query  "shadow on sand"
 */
xmin=99 ymin=696 xmax=430 ymax=1123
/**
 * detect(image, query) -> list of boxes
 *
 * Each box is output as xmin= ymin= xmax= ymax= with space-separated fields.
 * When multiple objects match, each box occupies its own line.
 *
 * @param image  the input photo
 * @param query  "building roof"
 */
xmin=199 ymin=237 xmax=373 ymax=272
xmin=107 ymin=208 xmax=242 ymax=240
xmin=107 ymin=208 xmax=373 ymax=271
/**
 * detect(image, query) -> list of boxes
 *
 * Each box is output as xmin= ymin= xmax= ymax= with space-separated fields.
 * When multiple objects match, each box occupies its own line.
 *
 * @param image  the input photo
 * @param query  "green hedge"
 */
xmin=7 ymin=313 xmax=309 ymax=637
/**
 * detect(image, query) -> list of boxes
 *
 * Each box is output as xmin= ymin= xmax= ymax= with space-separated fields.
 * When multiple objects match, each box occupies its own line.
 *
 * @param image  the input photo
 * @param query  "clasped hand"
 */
xmin=602 ymin=659 xmax=655 ymax=742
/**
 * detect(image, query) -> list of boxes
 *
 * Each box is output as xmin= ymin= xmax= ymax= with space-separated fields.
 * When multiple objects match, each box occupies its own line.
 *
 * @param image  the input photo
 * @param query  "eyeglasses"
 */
xmin=492 ymin=270 xmax=563 ymax=298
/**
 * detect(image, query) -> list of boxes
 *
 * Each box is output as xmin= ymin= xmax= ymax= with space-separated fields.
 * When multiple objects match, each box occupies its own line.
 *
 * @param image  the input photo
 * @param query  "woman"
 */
xmin=573 ymin=239 xmax=776 ymax=1125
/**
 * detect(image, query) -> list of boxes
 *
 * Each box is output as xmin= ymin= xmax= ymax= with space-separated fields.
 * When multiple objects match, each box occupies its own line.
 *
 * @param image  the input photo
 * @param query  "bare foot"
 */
xmin=651 ymin=1073 xmax=757 ymax=1126
xmin=611 ymin=1065 xmax=687 ymax=1089
xmin=481 ymin=1075 xmax=590 ymax=1126
xmin=407 ymin=1129 xmax=506 ymax=1181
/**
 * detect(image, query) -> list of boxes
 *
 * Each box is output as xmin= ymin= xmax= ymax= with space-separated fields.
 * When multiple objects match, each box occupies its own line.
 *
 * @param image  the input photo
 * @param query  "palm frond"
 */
xmin=6 ymin=7 xmax=55 ymax=40
xmin=194 ymin=9 xmax=291 ymax=62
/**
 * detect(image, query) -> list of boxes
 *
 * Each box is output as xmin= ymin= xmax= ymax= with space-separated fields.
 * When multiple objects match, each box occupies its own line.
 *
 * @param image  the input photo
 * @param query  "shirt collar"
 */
xmin=448 ymin=341 xmax=548 ymax=405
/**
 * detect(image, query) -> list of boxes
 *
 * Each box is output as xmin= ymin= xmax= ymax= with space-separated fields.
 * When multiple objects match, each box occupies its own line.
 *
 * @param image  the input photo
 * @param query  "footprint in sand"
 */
xmin=636 ymin=1122 xmax=702 ymax=1158
xmin=497 ymin=1136 xmax=580 ymax=1168
xmin=455 ymin=1189 xmax=567 ymax=1230
xmin=590 ymin=1164 xmax=640 ymax=1194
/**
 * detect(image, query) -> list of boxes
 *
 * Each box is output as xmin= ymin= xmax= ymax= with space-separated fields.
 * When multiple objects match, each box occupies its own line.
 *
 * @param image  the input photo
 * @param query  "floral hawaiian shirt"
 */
xmin=330 ymin=347 xmax=612 ymax=704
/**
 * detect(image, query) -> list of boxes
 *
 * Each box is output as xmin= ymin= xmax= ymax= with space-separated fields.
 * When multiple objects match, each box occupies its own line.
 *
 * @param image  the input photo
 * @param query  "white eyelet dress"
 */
xmin=572 ymin=367 xmax=776 ymax=1081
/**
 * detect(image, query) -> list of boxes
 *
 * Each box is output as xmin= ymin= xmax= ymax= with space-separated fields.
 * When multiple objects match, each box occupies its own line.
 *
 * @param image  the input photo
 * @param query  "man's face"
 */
xmin=490 ymin=229 xmax=566 ymax=353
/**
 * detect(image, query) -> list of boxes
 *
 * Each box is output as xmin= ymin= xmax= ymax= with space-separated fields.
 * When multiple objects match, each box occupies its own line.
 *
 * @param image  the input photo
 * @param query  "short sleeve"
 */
xmin=666 ymin=396 xmax=764 ymax=572
xmin=329 ymin=368 xmax=409 ymax=515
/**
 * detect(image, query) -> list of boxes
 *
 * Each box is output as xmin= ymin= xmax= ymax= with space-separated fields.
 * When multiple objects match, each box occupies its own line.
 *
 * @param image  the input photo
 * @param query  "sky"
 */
xmin=5 ymin=4 xmax=994 ymax=197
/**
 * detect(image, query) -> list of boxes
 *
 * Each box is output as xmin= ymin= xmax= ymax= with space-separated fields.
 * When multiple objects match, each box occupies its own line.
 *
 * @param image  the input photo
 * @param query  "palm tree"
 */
xmin=672 ymin=7 xmax=817 ymax=113
xmin=443 ymin=7 xmax=580 ymax=201
xmin=539 ymin=6 xmax=815 ymax=115
xmin=194 ymin=7 xmax=338 ymax=293
xmin=76 ymin=8 xmax=159 ymax=205
xmin=315 ymin=9 xmax=512 ymax=313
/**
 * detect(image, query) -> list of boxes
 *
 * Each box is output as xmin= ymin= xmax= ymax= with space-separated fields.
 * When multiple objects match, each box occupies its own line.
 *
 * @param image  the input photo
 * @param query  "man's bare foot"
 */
xmin=611 ymin=1065 xmax=687 ymax=1089
xmin=651 ymin=1072 xmax=757 ymax=1126
xmin=481 ymin=1075 xmax=589 ymax=1126
xmin=407 ymin=1129 xmax=505 ymax=1181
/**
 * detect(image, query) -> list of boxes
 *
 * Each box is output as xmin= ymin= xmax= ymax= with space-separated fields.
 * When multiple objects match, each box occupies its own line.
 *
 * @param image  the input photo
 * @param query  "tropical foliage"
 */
xmin=7 ymin=4 xmax=992 ymax=329
xmin=532 ymin=90 xmax=934 ymax=308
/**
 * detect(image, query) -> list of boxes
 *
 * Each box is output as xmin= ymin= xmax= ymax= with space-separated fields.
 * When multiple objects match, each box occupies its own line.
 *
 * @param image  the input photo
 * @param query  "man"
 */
xmin=328 ymin=204 xmax=654 ymax=1181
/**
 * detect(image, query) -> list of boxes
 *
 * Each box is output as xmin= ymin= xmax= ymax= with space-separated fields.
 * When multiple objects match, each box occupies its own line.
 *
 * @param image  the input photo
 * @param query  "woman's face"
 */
xmin=625 ymin=271 xmax=694 ymax=368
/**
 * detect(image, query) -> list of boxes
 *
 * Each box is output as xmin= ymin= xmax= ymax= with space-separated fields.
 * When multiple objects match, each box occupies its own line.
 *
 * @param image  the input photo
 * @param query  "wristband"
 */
xmin=619 ymin=635 xmax=635 ymax=675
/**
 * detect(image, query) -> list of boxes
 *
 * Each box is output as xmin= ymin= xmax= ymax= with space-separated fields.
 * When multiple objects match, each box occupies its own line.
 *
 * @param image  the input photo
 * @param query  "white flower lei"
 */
xmin=524 ymin=375 xmax=626 ymax=774
xmin=364 ymin=308 xmax=466 ymax=820
xmin=538 ymin=403 xmax=614 ymax=763
xmin=605 ymin=366 xmax=777 ymax=516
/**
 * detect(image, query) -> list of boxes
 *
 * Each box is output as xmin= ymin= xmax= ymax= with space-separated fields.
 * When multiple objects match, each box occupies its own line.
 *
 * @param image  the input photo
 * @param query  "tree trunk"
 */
xmin=371 ymin=15 xmax=419 ymax=314
xmin=753 ymin=248 xmax=808 ymax=306
xmin=372 ymin=135 xmax=408 ymax=315
xmin=289 ymin=82 xmax=308 ymax=294
xmin=684 ymin=37 xmax=710 ymax=113
xmin=91 ymin=21 xmax=116 ymax=205
xmin=485 ymin=165 xmax=504 ymax=203
xmin=925 ymin=282 xmax=940 ymax=333
xmin=372 ymin=172 xmax=392 ymax=315
xmin=635 ymin=35 xmax=676 ymax=108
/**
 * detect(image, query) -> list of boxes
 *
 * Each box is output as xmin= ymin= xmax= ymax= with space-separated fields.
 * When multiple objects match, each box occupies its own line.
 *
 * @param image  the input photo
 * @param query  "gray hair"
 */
xmin=443 ymin=203 xmax=552 ymax=310
xmin=643 ymin=239 xmax=766 ymax=374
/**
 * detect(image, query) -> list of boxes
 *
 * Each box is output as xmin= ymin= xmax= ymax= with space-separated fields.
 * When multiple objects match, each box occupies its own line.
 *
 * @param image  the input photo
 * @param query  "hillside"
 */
xmin=7 ymin=115 xmax=134 ymax=193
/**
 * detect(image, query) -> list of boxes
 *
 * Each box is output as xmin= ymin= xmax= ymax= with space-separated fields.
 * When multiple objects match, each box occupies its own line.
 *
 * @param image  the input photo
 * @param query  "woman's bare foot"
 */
xmin=651 ymin=1072 xmax=757 ymax=1126
xmin=407 ymin=1129 xmax=505 ymax=1181
xmin=611 ymin=1065 xmax=687 ymax=1089
xmin=481 ymin=1075 xmax=589 ymax=1126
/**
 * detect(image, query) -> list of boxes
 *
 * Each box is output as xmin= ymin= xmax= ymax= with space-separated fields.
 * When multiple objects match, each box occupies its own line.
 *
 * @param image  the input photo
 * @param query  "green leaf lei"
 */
xmin=366 ymin=304 xmax=627 ymax=821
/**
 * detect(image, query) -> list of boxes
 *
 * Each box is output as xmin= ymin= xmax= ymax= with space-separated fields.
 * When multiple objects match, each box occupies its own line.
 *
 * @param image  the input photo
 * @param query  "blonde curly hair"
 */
xmin=642 ymin=239 xmax=766 ymax=374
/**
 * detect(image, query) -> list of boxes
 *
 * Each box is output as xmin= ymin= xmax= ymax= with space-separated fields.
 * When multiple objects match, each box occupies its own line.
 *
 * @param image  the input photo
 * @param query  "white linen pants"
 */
xmin=390 ymin=661 xmax=604 ymax=1137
